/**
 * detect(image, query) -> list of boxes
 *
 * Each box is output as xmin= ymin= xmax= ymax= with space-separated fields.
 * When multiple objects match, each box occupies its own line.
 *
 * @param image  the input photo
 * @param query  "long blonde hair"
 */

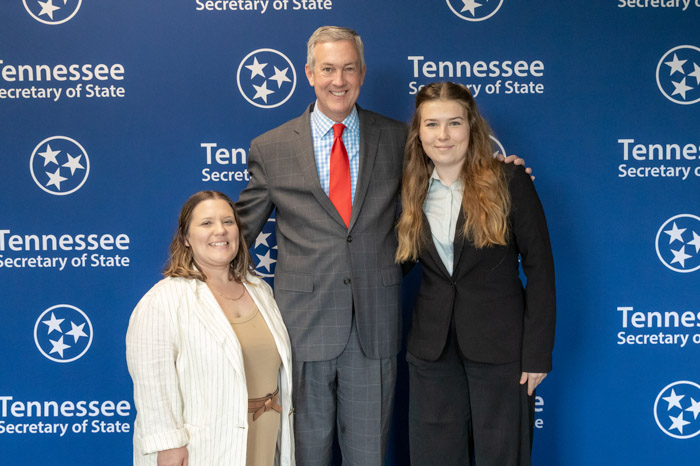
xmin=163 ymin=191 xmax=253 ymax=283
xmin=395 ymin=82 xmax=511 ymax=262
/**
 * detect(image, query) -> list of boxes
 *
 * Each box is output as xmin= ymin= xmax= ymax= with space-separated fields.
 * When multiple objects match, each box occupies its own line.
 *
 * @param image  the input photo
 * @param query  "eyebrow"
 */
xmin=423 ymin=116 xmax=465 ymax=121
xmin=318 ymin=61 xmax=359 ymax=67
xmin=198 ymin=215 xmax=235 ymax=220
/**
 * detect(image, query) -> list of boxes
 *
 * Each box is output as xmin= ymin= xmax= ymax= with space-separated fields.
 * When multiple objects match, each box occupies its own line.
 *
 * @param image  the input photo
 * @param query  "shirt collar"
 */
xmin=429 ymin=167 xmax=463 ymax=191
xmin=310 ymin=102 xmax=359 ymax=137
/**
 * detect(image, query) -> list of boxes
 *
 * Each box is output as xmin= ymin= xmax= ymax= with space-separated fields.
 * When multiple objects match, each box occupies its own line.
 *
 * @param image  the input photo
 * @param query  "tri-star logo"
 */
xmin=34 ymin=304 xmax=93 ymax=363
xmin=446 ymin=0 xmax=504 ymax=22
xmin=23 ymin=0 xmax=82 ymax=25
xmin=237 ymin=49 xmax=297 ymax=109
xmin=656 ymin=45 xmax=700 ymax=105
xmin=29 ymin=136 xmax=90 ymax=196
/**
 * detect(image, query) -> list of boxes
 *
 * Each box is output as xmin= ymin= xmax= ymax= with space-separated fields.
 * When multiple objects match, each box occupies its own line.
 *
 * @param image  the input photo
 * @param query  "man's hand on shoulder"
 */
xmin=496 ymin=153 xmax=535 ymax=181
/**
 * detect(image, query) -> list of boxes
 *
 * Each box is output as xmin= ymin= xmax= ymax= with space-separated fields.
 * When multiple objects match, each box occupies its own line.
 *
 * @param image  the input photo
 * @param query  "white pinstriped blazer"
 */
xmin=126 ymin=274 xmax=294 ymax=466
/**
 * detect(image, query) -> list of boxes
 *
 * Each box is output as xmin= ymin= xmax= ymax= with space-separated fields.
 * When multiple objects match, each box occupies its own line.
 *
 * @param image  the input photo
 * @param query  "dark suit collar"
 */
xmin=292 ymin=104 xmax=379 ymax=231
xmin=421 ymin=206 xmax=467 ymax=279
xmin=350 ymin=105 xmax=379 ymax=230
xmin=421 ymin=212 xmax=452 ymax=279
xmin=452 ymin=209 xmax=466 ymax=272
xmin=292 ymin=104 xmax=341 ymax=223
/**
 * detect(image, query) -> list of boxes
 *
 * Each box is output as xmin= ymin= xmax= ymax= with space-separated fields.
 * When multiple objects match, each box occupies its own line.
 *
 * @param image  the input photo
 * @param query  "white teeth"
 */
xmin=210 ymin=242 xmax=228 ymax=246
xmin=331 ymin=91 xmax=346 ymax=96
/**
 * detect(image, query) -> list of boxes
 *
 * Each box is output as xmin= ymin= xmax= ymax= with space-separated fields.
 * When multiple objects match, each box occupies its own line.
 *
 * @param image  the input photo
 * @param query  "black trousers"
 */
xmin=407 ymin=320 xmax=534 ymax=466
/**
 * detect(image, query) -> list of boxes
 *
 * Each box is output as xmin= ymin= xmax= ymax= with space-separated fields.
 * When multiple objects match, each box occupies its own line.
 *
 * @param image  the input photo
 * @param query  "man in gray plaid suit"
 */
xmin=236 ymin=26 xmax=406 ymax=465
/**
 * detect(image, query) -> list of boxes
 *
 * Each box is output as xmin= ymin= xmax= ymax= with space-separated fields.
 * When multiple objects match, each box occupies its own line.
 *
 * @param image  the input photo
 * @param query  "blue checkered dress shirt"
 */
xmin=310 ymin=104 xmax=360 ymax=203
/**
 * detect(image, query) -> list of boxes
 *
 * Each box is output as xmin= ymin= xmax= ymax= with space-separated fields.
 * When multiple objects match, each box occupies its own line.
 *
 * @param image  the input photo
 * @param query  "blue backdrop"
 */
xmin=1 ymin=1 xmax=699 ymax=464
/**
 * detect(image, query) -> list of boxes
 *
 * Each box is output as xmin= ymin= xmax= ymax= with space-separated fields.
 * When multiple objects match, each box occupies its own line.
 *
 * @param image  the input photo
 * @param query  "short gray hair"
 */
xmin=306 ymin=26 xmax=365 ymax=70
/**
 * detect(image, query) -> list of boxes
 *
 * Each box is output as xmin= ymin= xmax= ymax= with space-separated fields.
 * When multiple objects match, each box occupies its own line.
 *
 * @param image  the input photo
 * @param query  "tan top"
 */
xmin=230 ymin=308 xmax=282 ymax=466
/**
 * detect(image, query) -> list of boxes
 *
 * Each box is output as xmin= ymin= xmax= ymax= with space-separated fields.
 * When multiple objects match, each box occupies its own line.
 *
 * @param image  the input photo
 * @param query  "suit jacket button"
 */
xmin=343 ymin=277 xmax=351 ymax=285
xmin=347 ymin=235 xmax=352 ymax=242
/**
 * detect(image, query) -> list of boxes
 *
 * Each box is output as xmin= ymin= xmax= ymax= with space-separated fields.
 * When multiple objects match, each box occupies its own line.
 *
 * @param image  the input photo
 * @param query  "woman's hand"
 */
xmin=157 ymin=446 xmax=188 ymax=466
xmin=497 ymin=153 xmax=535 ymax=180
xmin=519 ymin=372 xmax=547 ymax=396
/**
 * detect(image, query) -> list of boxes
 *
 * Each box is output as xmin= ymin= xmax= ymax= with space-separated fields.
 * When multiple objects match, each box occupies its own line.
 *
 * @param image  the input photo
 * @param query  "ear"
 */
xmin=184 ymin=236 xmax=190 ymax=248
xmin=305 ymin=64 xmax=315 ymax=87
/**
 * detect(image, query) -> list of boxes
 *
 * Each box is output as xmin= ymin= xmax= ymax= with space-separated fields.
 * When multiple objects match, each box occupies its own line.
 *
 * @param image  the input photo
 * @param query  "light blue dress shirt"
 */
xmin=423 ymin=168 xmax=463 ymax=275
xmin=310 ymin=103 xmax=360 ymax=202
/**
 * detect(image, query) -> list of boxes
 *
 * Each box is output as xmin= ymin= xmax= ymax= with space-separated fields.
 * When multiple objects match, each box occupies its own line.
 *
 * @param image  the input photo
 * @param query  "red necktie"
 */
xmin=329 ymin=123 xmax=352 ymax=227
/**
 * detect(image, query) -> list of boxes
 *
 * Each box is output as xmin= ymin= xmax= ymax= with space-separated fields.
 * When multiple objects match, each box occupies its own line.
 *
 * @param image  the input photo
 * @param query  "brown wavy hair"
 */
xmin=163 ymin=191 xmax=254 ymax=282
xmin=395 ymin=82 xmax=511 ymax=262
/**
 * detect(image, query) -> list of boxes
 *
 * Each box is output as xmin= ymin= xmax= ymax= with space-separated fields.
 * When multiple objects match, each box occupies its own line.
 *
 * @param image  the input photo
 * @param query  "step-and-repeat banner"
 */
xmin=1 ymin=1 xmax=699 ymax=464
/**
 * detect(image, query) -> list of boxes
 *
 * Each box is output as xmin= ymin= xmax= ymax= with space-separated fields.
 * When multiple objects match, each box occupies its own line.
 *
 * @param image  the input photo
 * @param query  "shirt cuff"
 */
xmin=137 ymin=427 xmax=189 ymax=455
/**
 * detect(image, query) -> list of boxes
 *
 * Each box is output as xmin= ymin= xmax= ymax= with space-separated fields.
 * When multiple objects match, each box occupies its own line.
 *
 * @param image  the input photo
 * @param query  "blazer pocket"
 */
xmin=274 ymin=271 xmax=314 ymax=293
xmin=381 ymin=265 xmax=402 ymax=287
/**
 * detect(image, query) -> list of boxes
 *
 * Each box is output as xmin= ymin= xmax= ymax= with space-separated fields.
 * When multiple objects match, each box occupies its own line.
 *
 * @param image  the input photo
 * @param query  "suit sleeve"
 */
xmin=126 ymin=283 xmax=188 ymax=454
xmin=236 ymin=139 xmax=275 ymax=247
xmin=509 ymin=166 xmax=556 ymax=373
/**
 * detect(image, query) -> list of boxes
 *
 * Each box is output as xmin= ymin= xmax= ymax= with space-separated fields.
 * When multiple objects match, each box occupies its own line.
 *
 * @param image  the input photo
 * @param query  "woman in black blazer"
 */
xmin=396 ymin=82 xmax=556 ymax=466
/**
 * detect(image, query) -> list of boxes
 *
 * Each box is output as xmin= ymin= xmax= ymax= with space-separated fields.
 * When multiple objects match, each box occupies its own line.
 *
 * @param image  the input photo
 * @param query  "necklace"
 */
xmin=210 ymin=283 xmax=246 ymax=301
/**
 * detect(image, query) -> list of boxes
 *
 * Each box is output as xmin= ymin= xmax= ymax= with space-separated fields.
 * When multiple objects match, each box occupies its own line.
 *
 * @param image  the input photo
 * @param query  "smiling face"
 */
xmin=305 ymin=39 xmax=366 ymax=123
xmin=184 ymin=199 xmax=239 ymax=274
xmin=418 ymin=99 xmax=471 ymax=183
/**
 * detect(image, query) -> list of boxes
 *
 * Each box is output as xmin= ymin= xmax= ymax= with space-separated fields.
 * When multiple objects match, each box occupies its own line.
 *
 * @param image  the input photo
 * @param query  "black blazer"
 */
xmin=407 ymin=165 xmax=556 ymax=373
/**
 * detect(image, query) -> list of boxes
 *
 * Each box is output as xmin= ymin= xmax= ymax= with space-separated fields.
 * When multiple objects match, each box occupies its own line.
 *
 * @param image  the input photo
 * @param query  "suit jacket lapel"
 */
xmin=421 ymin=207 xmax=468 ymax=278
xmin=421 ymin=212 xmax=452 ymax=279
xmin=349 ymin=106 xmax=379 ymax=230
xmin=245 ymin=276 xmax=291 ymax=369
xmin=452 ymin=209 xmax=466 ymax=272
xmin=191 ymin=280 xmax=245 ymax=374
xmin=294 ymin=104 xmax=353 ymax=228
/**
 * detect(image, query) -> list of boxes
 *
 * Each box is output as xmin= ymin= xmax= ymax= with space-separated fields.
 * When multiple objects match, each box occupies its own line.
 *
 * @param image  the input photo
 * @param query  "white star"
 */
xmin=65 ymin=321 xmax=87 ymax=343
xmin=38 ymin=144 xmax=61 ymax=166
xmin=687 ymin=231 xmax=700 ymax=253
xmin=49 ymin=336 xmax=71 ymax=358
xmin=668 ymin=412 xmax=691 ymax=434
xmin=37 ymin=0 xmax=61 ymax=19
xmin=256 ymin=250 xmax=277 ymax=272
xmin=461 ymin=0 xmax=482 ymax=16
xmin=62 ymin=153 xmax=84 ymax=175
xmin=269 ymin=66 xmax=291 ymax=88
xmin=686 ymin=398 xmax=700 ymax=420
xmin=663 ymin=389 xmax=685 ymax=410
xmin=45 ymin=168 xmax=68 ymax=190
xmin=665 ymin=53 xmax=686 ymax=76
xmin=42 ymin=312 xmax=64 ymax=334
xmin=255 ymin=231 xmax=272 ymax=248
xmin=664 ymin=222 xmax=685 ymax=244
xmin=671 ymin=77 xmax=692 ymax=100
xmin=670 ymin=246 xmax=692 ymax=268
xmin=688 ymin=63 xmax=700 ymax=85
xmin=245 ymin=57 xmax=267 ymax=79
xmin=252 ymin=81 xmax=274 ymax=103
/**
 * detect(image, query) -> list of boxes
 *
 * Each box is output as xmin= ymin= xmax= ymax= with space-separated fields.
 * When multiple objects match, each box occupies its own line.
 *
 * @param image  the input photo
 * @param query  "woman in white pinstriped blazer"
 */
xmin=126 ymin=191 xmax=294 ymax=466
